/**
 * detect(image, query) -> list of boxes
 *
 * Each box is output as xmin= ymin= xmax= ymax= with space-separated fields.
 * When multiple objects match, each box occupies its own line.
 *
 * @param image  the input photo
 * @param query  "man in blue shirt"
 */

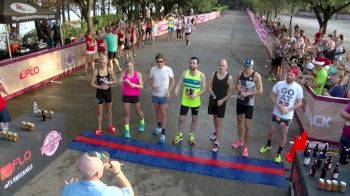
xmin=61 ymin=153 xmax=133 ymax=196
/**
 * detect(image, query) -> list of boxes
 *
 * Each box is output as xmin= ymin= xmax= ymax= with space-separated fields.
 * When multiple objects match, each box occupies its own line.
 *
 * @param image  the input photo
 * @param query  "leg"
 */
xmin=279 ymin=125 xmax=289 ymax=150
xmin=243 ymin=118 xmax=252 ymax=148
xmin=105 ymin=102 xmax=113 ymax=127
xmin=85 ymin=54 xmax=90 ymax=74
xmin=90 ymin=55 xmax=95 ymax=70
xmin=178 ymin=115 xmax=186 ymax=133
xmin=108 ymin=59 xmax=114 ymax=70
xmin=133 ymin=103 xmax=144 ymax=120
xmin=154 ymin=104 xmax=162 ymax=126
xmin=214 ymin=116 xmax=223 ymax=142
xmin=123 ymin=103 xmax=130 ymax=129
xmin=160 ymin=104 xmax=169 ymax=129
xmin=97 ymin=104 xmax=103 ymax=130
xmin=190 ymin=115 xmax=198 ymax=133
xmin=113 ymin=58 xmax=121 ymax=71
xmin=236 ymin=114 xmax=245 ymax=141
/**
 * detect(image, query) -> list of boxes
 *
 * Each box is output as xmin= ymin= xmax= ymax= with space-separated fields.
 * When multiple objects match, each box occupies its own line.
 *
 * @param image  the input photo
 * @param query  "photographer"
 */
xmin=61 ymin=152 xmax=134 ymax=196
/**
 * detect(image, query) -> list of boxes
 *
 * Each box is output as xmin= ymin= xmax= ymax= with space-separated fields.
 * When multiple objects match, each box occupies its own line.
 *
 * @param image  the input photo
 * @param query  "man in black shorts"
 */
xmin=232 ymin=58 xmax=263 ymax=157
xmin=208 ymin=59 xmax=234 ymax=152
xmin=268 ymin=36 xmax=287 ymax=81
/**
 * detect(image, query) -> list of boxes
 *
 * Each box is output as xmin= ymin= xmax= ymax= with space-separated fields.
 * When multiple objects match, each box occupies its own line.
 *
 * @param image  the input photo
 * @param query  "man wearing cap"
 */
xmin=61 ymin=153 xmax=134 ymax=196
xmin=259 ymin=67 xmax=303 ymax=163
xmin=303 ymin=60 xmax=328 ymax=95
xmin=232 ymin=58 xmax=263 ymax=157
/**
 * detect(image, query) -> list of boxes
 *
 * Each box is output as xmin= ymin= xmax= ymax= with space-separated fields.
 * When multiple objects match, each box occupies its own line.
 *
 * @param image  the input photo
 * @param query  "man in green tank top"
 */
xmin=173 ymin=57 xmax=206 ymax=145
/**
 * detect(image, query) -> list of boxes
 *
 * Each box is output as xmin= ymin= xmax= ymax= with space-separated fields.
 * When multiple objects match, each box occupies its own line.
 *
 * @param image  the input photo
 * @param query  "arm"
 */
xmin=117 ymin=71 xmax=125 ymax=85
xmin=207 ymin=72 xmax=214 ymax=95
xmin=340 ymin=109 xmax=350 ymax=121
xmin=108 ymin=68 xmax=118 ymax=85
xmin=196 ymin=73 xmax=206 ymax=97
xmin=287 ymin=98 xmax=302 ymax=112
xmin=166 ymin=76 xmax=175 ymax=98
xmin=269 ymin=90 xmax=286 ymax=114
xmin=136 ymin=73 xmax=144 ymax=89
xmin=175 ymin=71 xmax=185 ymax=96
xmin=243 ymin=73 xmax=263 ymax=97
xmin=109 ymin=161 xmax=134 ymax=196
xmin=235 ymin=72 xmax=241 ymax=92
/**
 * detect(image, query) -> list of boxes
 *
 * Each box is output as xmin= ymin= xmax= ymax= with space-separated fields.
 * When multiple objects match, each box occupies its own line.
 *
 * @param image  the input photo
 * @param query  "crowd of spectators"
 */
xmin=260 ymin=17 xmax=349 ymax=98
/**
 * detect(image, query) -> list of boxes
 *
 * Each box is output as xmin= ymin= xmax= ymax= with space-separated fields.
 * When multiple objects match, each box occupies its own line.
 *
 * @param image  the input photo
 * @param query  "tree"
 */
xmin=306 ymin=0 xmax=350 ymax=32
xmin=73 ymin=0 xmax=93 ymax=31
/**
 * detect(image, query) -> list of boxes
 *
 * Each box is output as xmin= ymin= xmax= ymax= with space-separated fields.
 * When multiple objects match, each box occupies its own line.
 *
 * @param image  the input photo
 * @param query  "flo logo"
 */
xmin=10 ymin=3 xmax=37 ymax=14
xmin=64 ymin=53 xmax=75 ymax=66
xmin=0 ymin=150 xmax=32 ymax=181
xmin=41 ymin=131 xmax=62 ymax=157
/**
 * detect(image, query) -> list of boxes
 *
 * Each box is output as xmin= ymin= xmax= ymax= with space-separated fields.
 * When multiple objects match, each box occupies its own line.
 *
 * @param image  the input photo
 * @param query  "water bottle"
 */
xmin=33 ymin=102 xmax=38 ymax=114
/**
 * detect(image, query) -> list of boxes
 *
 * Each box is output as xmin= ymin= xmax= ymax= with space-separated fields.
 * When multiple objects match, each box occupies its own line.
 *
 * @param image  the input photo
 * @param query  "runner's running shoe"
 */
xmin=188 ymin=133 xmax=195 ymax=146
xmin=108 ymin=125 xmax=116 ymax=133
xmin=231 ymin=140 xmax=243 ymax=149
xmin=274 ymin=154 xmax=282 ymax=163
xmin=153 ymin=127 xmax=162 ymax=135
xmin=259 ymin=145 xmax=272 ymax=153
xmin=95 ymin=129 xmax=102 ymax=136
xmin=210 ymin=132 xmax=216 ymax=141
xmin=124 ymin=130 xmax=130 ymax=138
xmin=159 ymin=135 xmax=166 ymax=144
xmin=242 ymin=147 xmax=249 ymax=157
xmin=172 ymin=133 xmax=183 ymax=145
xmin=212 ymin=141 xmax=220 ymax=152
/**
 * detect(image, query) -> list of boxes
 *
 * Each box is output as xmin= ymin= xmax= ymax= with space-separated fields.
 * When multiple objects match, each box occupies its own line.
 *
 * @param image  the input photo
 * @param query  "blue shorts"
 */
xmin=168 ymin=27 xmax=174 ymax=32
xmin=152 ymin=96 xmax=168 ymax=105
xmin=0 ymin=107 xmax=11 ymax=122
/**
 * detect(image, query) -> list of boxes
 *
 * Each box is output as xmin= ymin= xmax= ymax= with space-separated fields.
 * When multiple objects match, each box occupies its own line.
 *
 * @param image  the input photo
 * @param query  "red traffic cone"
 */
xmin=285 ymin=131 xmax=308 ymax=162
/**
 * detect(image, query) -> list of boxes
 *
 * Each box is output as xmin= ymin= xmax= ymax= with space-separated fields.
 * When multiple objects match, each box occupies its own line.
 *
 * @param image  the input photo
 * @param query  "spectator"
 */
xmin=335 ymin=34 xmax=345 ymax=56
xmin=300 ymin=63 xmax=316 ymax=82
xmin=314 ymin=27 xmax=324 ymax=45
xmin=53 ymin=20 xmax=62 ymax=47
xmin=323 ymin=40 xmax=336 ymax=62
xmin=301 ymin=55 xmax=313 ymax=73
xmin=61 ymin=153 xmax=134 ymax=196
xmin=323 ymin=71 xmax=346 ymax=97
xmin=344 ymin=51 xmax=350 ymax=71
xmin=301 ymin=60 xmax=327 ymax=95
xmin=42 ymin=20 xmax=53 ymax=48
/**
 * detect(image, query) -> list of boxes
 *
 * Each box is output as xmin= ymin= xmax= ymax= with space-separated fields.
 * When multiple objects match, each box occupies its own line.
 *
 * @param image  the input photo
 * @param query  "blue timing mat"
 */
xmin=69 ymin=132 xmax=288 ymax=187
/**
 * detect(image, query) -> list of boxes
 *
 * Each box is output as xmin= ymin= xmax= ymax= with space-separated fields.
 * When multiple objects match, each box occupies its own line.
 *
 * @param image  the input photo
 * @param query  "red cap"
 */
xmin=288 ymin=67 xmax=299 ymax=77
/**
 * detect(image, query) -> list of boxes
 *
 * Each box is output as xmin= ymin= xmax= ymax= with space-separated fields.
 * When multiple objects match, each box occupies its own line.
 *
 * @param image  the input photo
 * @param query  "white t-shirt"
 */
xmin=149 ymin=65 xmax=174 ymax=97
xmin=272 ymin=81 xmax=303 ymax=120
xmin=185 ymin=23 xmax=192 ymax=33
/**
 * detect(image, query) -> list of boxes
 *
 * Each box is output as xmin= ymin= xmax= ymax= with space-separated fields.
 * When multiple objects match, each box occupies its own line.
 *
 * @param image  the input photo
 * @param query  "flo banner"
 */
xmin=295 ymin=86 xmax=350 ymax=143
xmin=0 ymin=42 xmax=87 ymax=99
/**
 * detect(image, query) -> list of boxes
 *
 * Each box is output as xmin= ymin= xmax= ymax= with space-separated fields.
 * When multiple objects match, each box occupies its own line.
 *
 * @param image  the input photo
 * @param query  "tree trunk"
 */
xmin=34 ymin=21 xmax=45 ymax=41
xmin=67 ymin=2 xmax=70 ymax=21
xmin=289 ymin=2 xmax=294 ymax=28
xmin=101 ymin=0 xmax=106 ymax=15
xmin=108 ymin=0 xmax=110 ymax=14
xmin=313 ymin=7 xmax=330 ymax=33
xmin=93 ymin=0 xmax=96 ymax=16
xmin=61 ymin=0 xmax=66 ymax=22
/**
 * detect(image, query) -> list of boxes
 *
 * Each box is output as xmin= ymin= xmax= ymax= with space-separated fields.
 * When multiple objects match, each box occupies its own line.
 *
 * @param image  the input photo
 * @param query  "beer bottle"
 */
xmin=304 ymin=149 xmax=311 ymax=166
xmin=313 ymin=142 xmax=319 ymax=158
xmin=322 ymin=143 xmax=329 ymax=158
xmin=309 ymin=160 xmax=317 ymax=177
xmin=304 ymin=140 xmax=310 ymax=156
xmin=332 ymin=163 xmax=339 ymax=180
xmin=339 ymin=147 xmax=347 ymax=164
xmin=320 ymin=162 xmax=328 ymax=178
xmin=41 ymin=109 xmax=46 ymax=121
xmin=316 ymin=152 xmax=323 ymax=168
xmin=327 ymin=154 xmax=333 ymax=170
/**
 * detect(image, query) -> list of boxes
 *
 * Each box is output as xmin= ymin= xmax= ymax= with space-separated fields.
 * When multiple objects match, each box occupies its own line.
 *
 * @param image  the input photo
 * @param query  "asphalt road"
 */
xmin=10 ymin=10 xmax=296 ymax=196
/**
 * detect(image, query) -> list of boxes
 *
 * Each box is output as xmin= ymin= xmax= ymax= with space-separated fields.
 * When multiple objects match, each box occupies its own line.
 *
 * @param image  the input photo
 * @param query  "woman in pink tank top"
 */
xmin=118 ymin=61 xmax=145 ymax=138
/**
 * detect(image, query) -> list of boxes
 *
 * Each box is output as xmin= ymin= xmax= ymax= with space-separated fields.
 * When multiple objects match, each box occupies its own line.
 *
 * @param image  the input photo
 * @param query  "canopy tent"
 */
xmin=0 ymin=0 xmax=60 ymax=58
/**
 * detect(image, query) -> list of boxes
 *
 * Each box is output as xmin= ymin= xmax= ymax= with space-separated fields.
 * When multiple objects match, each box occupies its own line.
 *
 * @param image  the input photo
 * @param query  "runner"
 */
xmin=166 ymin=13 xmax=175 ymax=42
xmin=96 ymin=29 xmax=106 ymax=58
xmin=184 ymin=18 xmax=193 ymax=48
xmin=85 ymin=30 xmax=96 ymax=75
xmin=137 ymin=18 xmax=145 ymax=48
xmin=104 ymin=27 xmax=122 ymax=73
xmin=173 ymin=57 xmax=206 ymax=145
xmin=90 ymin=55 xmax=118 ymax=136
xmin=208 ymin=59 xmax=234 ymax=152
xmin=150 ymin=17 xmax=155 ymax=45
xmin=118 ymin=61 xmax=145 ymax=138
xmin=149 ymin=53 xmax=175 ymax=144
xmin=232 ymin=58 xmax=263 ymax=157
xmin=145 ymin=17 xmax=152 ymax=44
xmin=117 ymin=28 xmax=125 ymax=59
xmin=259 ymin=67 xmax=303 ymax=163
xmin=175 ymin=16 xmax=182 ymax=40
xmin=0 ymin=77 xmax=11 ymax=133
xmin=129 ymin=21 xmax=137 ymax=57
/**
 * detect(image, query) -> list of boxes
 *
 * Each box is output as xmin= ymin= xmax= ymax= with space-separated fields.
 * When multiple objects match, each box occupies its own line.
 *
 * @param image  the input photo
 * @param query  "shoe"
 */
xmin=259 ymin=145 xmax=272 ymax=153
xmin=185 ymin=45 xmax=188 ymax=48
xmin=231 ymin=140 xmax=243 ymax=149
xmin=153 ymin=127 xmax=162 ymax=135
xmin=274 ymin=154 xmax=282 ymax=163
xmin=172 ymin=133 xmax=183 ymax=145
xmin=124 ymin=130 xmax=130 ymax=138
xmin=188 ymin=133 xmax=195 ymax=146
xmin=108 ymin=125 xmax=116 ymax=133
xmin=242 ymin=147 xmax=249 ymax=157
xmin=210 ymin=132 xmax=216 ymax=140
xmin=95 ymin=129 xmax=102 ymax=136
xmin=188 ymin=42 xmax=191 ymax=46
xmin=138 ymin=124 xmax=145 ymax=132
xmin=159 ymin=134 xmax=165 ymax=144
xmin=212 ymin=141 xmax=219 ymax=152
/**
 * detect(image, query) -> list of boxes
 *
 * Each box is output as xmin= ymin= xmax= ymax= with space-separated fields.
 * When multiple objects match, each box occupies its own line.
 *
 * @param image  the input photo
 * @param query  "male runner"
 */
xmin=173 ymin=57 xmax=206 ymax=145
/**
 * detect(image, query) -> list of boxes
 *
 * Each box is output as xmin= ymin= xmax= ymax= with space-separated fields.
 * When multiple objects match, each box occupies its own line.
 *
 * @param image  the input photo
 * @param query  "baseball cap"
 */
xmin=334 ymin=55 xmax=342 ymax=61
xmin=243 ymin=58 xmax=254 ymax=67
xmin=305 ymin=63 xmax=314 ymax=70
xmin=288 ymin=67 xmax=299 ymax=77
xmin=78 ymin=153 xmax=104 ymax=177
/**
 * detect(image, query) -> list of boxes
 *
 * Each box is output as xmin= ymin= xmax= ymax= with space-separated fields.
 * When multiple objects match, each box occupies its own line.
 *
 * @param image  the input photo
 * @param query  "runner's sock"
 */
xmin=157 ymin=122 xmax=162 ymax=128
xmin=161 ymin=128 xmax=166 ymax=135
xmin=266 ymin=140 xmax=272 ymax=147
xmin=125 ymin=124 xmax=130 ymax=131
xmin=186 ymin=40 xmax=189 ymax=46
xmin=140 ymin=118 xmax=145 ymax=125
xmin=277 ymin=146 xmax=283 ymax=154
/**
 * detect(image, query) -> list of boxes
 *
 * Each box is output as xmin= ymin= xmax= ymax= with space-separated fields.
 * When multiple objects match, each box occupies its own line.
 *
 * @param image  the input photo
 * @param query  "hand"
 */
xmin=108 ymin=161 xmax=122 ymax=175
xmin=152 ymin=84 xmax=159 ymax=92
xmin=240 ymin=92 xmax=248 ymax=98
xmin=175 ymin=87 xmax=179 ymax=97
xmin=217 ymin=99 xmax=224 ymax=107
xmin=166 ymin=91 xmax=171 ymax=99
xmin=129 ymin=83 xmax=136 ymax=88
xmin=189 ymin=94 xmax=197 ymax=99
xmin=124 ymin=79 xmax=130 ymax=83
xmin=64 ymin=177 xmax=78 ymax=185
xmin=101 ymin=84 xmax=109 ymax=90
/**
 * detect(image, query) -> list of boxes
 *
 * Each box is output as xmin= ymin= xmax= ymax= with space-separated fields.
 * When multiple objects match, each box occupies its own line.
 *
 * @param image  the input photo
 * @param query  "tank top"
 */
xmin=182 ymin=70 xmax=202 ymax=107
xmin=96 ymin=68 xmax=111 ymax=94
xmin=212 ymin=71 xmax=229 ymax=100
xmin=238 ymin=71 xmax=256 ymax=106
xmin=0 ymin=95 xmax=6 ymax=111
xmin=123 ymin=71 xmax=140 ymax=96
xmin=97 ymin=38 xmax=106 ymax=52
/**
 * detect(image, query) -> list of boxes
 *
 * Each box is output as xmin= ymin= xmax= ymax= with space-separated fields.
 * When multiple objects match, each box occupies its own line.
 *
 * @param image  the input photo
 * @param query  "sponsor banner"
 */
xmin=0 ymin=42 xmax=87 ymax=98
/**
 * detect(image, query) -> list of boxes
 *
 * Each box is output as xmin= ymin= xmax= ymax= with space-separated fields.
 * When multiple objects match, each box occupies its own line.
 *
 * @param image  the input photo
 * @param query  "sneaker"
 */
xmin=95 ymin=129 xmax=102 ymax=136
xmin=242 ymin=147 xmax=249 ymax=157
xmin=172 ymin=133 xmax=183 ymax=145
xmin=188 ymin=133 xmax=195 ymax=146
xmin=212 ymin=141 xmax=219 ymax=152
xmin=153 ymin=127 xmax=162 ymax=135
xmin=210 ymin=132 xmax=217 ymax=141
xmin=138 ymin=124 xmax=145 ymax=132
xmin=108 ymin=125 xmax=116 ymax=133
xmin=267 ymin=76 xmax=274 ymax=82
xmin=231 ymin=140 xmax=243 ymax=149
xmin=185 ymin=45 xmax=188 ymax=48
xmin=124 ymin=130 xmax=130 ymax=138
xmin=274 ymin=154 xmax=282 ymax=163
xmin=188 ymin=42 xmax=191 ymax=46
xmin=159 ymin=134 xmax=165 ymax=144
xmin=259 ymin=145 xmax=272 ymax=153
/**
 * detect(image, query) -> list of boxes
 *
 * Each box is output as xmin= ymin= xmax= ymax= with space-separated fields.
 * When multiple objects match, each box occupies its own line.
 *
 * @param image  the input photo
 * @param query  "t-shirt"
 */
xmin=104 ymin=33 xmax=117 ymax=52
xmin=61 ymin=180 xmax=131 ymax=196
xmin=85 ymin=36 xmax=95 ymax=51
xmin=0 ymin=95 xmax=6 ymax=111
xmin=168 ymin=17 xmax=174 ymax=28
xmin=342 ymin=103 xmax=350 ymax=138
xmin=149 ymin=65 xmax=174 ymax=97
xmin=185 ymin=23 xmax=192 ymax=33
xmin=329 ymin=85 xmax=345 ymax=98
xmin=312 ymin=68 xmax=328 ymax=95
xmin=328 ymin=64 xmax=339 ymax=77
xmin=272 ymin=81 xmax=303 ymax=120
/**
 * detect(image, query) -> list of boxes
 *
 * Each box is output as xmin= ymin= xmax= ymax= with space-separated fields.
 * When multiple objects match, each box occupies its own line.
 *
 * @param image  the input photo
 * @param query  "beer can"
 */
xmin=339 ymin=181 xmax=347 ymax=193
xmin=2 ymin=131 xmax=8 ymax=140
xmin=44 ymin=110 xmax=49 ymax=117
xmin=7 ymin=132 xmax=13 ymax=141
xmin=49 ymin=111 xmax=55 ymax=119
xmin=12 ymin=133 xmax=18 ymax=142
xmin=31 ymin=124 xmax=35 ymax=131
xmin=332 ymin=180 xmax=338 ymax=192
xmin=0 ymin=131 xmax=5 ymax=139
xmin=36 ymin=111 xmax=42 ymax=117
xmin=325 ymin=180 xmax=332 ymax=191
xmin=318 ymin=178 xmax=325 ymax=190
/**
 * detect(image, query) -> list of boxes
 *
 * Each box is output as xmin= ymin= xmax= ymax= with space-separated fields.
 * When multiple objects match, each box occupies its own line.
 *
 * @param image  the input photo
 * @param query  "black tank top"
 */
xmin=96 ymin=68 xmax=111 ymax=93
xmin=212 ymin=71 xmax=229 ymax=100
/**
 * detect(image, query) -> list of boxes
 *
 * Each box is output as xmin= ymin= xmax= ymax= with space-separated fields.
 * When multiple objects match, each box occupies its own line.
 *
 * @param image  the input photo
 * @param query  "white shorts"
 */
xmin=86 ymin=50 xmax=95 ymax=55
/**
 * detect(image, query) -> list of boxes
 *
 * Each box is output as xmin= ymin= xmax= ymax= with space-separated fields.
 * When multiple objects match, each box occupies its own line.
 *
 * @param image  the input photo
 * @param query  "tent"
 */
xmin=0 ymin=0 xmax=60 ymax=58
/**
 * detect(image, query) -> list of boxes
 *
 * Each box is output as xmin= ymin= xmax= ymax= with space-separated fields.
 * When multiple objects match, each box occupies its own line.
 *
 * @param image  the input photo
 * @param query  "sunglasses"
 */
xmin=337 ymin=68 xmax=344 ymax=71
xmin=156 ymin=60 xmax=164 ymax=63
xmin=305 ymin=58 xmax=311 ymax=60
